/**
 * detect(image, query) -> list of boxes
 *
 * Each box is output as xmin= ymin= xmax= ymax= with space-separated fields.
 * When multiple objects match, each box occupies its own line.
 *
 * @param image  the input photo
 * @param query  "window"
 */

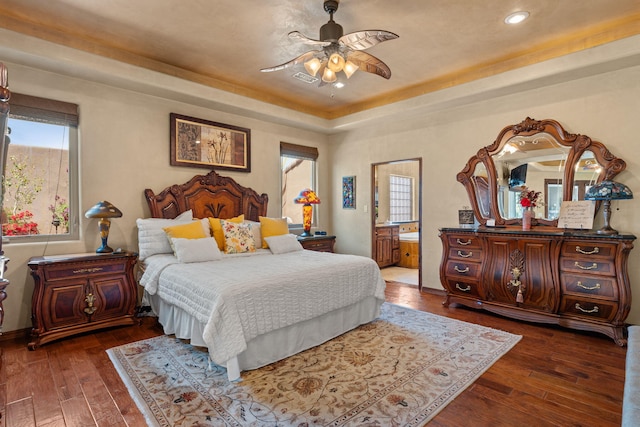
xmin=280 ymin=142 xmax=318 ymax=226
xmin=3 ymin=93 xmax=79 ymax=241
xmin=389 ymin=174 xmax=413 ymax=222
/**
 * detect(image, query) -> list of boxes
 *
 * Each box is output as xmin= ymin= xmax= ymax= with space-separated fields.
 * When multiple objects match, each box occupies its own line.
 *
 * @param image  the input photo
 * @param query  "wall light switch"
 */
xmin=363 ymin=204 xmax=368 ymax=213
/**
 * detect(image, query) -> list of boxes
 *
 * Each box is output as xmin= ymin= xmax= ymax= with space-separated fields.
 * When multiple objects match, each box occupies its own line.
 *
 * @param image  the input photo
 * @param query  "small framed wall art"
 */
xmin=170 ymin=113 xmax=251 ymax=172
xmin=342 ymin=176 xmax=356 ymax=209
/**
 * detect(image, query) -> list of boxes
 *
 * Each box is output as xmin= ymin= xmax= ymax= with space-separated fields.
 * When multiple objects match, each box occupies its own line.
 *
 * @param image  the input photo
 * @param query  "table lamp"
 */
xmin=584 ymin=180 xmax=633 ymax=235
xmin=85 ymin=201 xmax=123 ymax=252
xmin=294 ymin=189 xmax=320 ymax=237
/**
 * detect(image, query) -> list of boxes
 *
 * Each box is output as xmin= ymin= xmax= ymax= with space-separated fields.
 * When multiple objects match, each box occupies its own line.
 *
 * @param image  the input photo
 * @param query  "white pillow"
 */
xmin=244 ymin=220 xmax=262 ymax=249
xmin=171 ymin=237 xmax=222 ymax=263
xmin=265 ymin=234 xmax=303 ymax=254
xmin=136 ymin=213 xmax=207 ymax=261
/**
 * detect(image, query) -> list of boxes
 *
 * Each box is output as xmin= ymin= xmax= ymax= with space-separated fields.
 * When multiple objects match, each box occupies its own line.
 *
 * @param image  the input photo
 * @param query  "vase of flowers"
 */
xmin=520 ymin=187 xmax=541 ymax=231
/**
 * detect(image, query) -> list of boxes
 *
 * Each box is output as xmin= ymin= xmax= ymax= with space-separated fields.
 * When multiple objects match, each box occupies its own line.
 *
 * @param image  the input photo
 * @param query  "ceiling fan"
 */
xmin=260 ymin=0 xmax=398 ymax=85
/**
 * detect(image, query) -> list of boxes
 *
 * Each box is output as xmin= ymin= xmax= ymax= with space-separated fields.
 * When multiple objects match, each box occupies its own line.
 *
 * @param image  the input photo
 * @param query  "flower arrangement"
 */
xmin=520 ymin=187 xmax=542 ymax=208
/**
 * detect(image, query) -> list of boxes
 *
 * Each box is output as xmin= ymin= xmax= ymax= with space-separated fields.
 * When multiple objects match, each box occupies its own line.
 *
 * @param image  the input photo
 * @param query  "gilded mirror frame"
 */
xmin=457 ymin=117 xmax=626 ymax=227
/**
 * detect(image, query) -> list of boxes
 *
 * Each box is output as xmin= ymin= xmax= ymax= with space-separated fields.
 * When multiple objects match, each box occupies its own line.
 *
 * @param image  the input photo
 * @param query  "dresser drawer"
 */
xmin=561 ymin=274 xmax=617 ymax=299
xmin=561 ymin=241 xmax=617 ymax=259
xmin=445 ymin=279 xmax=481 ymax=297
xmin=43 ymin=260 xmax=127 ymax=281
xmin=560 ymin=297 xmax=617 ymax=322
xmin=448 ymin=247 xmax=482 ymax=262
xmin=445 ymin=260 xmax=481 ymax=279
xmin=559 ymin=258 xmax=615 ymax=276
xmin=376 ymin=226 xmax=399 ymax=237
xmin=447 ymin=235 xmax=481 ymax=249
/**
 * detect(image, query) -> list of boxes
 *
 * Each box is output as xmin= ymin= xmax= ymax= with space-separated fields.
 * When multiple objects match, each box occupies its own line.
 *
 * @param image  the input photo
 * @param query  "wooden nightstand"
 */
xmin=27 ymin=251 xmax=138 ymax=349
xmin=298 ymin=235 xmax=336 ymax=253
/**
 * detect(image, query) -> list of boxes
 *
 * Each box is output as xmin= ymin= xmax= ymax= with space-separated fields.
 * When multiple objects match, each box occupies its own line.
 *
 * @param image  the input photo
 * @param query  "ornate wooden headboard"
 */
xmin=144 ymin=170 xmax=268 ymax=221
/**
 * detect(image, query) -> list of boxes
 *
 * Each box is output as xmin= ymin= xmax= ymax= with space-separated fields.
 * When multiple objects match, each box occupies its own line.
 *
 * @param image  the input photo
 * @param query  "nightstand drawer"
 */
xmin=43 ymin=260 xmax=127 ymax=281
xmin=298 ymin=235 xmax=336 ymax=253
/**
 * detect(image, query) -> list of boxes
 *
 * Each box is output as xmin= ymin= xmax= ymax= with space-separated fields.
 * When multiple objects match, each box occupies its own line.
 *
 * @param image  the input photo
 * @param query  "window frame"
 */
xmin=3 ymin=93 xmax=79 ymax=243
xmin=389 ymin=174 xmax=414 ymax=223
xmin=280 ymin=142 xmax=319 ymax=229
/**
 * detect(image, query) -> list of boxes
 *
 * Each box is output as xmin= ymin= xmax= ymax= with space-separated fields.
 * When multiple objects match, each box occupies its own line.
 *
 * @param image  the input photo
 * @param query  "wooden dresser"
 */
xmin=374 ymin=225 xmax=400 ymax=267
xmin=28 ymin=252 xmax=138 ymax=349
xmin=439 ymin=227 xmax=635 ymax=345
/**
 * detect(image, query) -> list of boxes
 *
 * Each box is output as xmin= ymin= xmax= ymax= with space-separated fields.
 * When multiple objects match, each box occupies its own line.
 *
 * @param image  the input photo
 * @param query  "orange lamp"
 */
xmin=293 ymin=189 xmax=320 ymax=237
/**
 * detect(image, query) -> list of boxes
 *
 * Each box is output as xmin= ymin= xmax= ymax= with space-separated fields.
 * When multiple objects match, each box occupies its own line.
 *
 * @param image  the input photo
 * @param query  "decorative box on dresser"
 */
xmin=440 ymin=228 xmax=635 ymax=345
xmin=27 ymin=251 xmax=139 ymax=349
xmin=374 ymin=224 xmax=400 ymax=268
xmin=297 ymin=235 xmax=336 ymax=252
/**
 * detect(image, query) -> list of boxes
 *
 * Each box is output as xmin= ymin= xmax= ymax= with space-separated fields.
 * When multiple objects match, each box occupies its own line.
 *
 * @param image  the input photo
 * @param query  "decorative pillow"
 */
xmin=209 ymin=215 xmax=245 ymax=250
xmin=163 ymin=220 xmax=208 ymax=240
xmin=171 ymin=237 xmax=222 ymax=263
xmin=265 ymin=234 xmax=303 ymax=254
xmin=137 ymin=216 xmax=194 ymax=261
xmin=244 ymin=220 xmax=262 ymax=249
xmin=221 ymin=220 xmax=255 ymax=254
xmin=258 ymin=216 xmax=289 ymax=248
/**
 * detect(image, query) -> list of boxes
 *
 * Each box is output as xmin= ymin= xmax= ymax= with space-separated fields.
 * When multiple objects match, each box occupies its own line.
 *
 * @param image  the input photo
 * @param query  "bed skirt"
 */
xmin=145 ymin=291 xmax=383 ymax=381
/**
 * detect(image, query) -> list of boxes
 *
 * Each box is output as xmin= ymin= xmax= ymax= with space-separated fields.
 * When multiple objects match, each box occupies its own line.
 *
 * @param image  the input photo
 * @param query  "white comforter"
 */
xmin=140 ymin=250 xmax=386 ymax=366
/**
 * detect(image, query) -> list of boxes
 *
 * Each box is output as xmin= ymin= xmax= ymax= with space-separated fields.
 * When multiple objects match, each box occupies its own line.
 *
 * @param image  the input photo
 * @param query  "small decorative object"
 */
xmin=584 ymin=180 xmax=633 ymax=235
xmin=170 ymin=113 xmax=250 ymax=172
xmin=458 ymin=206 xmax=474 ymax=227
xmin=294 ymin=189 xmax=320 ymax=237
xmin=342 ymin=176 xmax=355 ymax=209
xmin=520 ymin=187 xmax=541 ymax=231
xmin=85 ymin=201 xmax=123 ymax=253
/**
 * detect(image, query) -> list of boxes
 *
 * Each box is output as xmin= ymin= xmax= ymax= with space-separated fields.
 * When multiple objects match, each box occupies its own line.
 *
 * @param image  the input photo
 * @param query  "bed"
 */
xmin=138 ymin=170 xmax=386 ymax=381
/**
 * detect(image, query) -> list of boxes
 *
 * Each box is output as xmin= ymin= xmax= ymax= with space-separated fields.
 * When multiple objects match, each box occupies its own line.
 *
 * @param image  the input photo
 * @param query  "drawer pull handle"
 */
xmin=576 ymin=246 xmax=599 ymax=255
xmin=457 ymin=250 xmax=473 ymax=258
xmin=574 ymin=262 xmax=598 ymax=270
xmin=84 ymin=293 xmax=97 ymax=316
xmin=73 ymin=267 xmax=104 ymax=274
xmin=455 ymin=283 xmax=471 ymax=292
xmin=456 ymin=238 xmax=472 ymax=246
xmin=575 ymin=303 xmax=599 ymax=314
xmin=454 ymin=265 xmax=469 ymax=273
xmin=577 ymin=281 xmax=601 ymax=291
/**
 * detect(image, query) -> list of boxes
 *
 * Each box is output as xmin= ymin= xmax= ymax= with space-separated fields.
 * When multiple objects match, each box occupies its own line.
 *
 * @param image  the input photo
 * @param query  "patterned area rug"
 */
xmin=107 ymin=303 xmax=521 ymax=426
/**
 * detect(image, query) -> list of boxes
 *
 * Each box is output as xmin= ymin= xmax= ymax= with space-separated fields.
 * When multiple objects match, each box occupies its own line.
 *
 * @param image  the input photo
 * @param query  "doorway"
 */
xmin=371 ymin=158 xmax=422 ymax=291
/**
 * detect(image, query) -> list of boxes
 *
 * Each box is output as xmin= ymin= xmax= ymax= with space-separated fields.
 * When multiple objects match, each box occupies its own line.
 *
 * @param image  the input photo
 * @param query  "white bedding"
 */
xmin=140 ymin=249 xmax=386 ymax=371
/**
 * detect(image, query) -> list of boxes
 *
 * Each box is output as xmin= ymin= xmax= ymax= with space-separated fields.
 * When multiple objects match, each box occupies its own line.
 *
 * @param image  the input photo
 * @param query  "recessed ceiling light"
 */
xmin=504 ymin=11 xmax=529 ymax=25
xmin=333 ymin=82 xmax=345 ymax=89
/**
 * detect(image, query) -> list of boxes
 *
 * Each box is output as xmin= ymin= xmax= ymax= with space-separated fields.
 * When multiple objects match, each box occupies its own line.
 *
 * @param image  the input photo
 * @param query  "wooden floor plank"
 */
xmin=0 ymin=281 xmax=628 ymax=426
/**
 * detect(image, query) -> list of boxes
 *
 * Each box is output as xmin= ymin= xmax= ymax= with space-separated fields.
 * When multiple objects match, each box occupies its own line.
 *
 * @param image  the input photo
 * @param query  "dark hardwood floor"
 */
xmin=0 ymin=281 xmax=628 ymax=426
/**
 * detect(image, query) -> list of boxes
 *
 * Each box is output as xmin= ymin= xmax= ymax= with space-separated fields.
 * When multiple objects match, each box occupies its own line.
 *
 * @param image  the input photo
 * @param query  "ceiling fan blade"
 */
xmin=288 ymin=31 xmax=332 ymax=47
xmin=260 ymin=50 xmax=319 ymax=73
xmin=347 ymin=51 xmax=392 ymax=79
xmin=339 ymin=30 xmax=398 ymax=51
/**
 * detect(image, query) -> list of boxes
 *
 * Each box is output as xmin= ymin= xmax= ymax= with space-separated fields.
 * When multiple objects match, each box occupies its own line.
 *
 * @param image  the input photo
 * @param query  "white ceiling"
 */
xmin=0 ymin=0 xmax=639 ymax=119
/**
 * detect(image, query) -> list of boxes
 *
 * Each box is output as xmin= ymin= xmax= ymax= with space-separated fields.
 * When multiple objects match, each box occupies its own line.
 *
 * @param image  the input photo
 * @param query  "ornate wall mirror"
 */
xmin=458 ymin=117 xmax=626 ymax=227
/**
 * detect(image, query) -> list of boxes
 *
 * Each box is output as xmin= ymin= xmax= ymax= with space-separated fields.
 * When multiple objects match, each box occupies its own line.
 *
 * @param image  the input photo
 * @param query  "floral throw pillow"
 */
xmin=221 ymin=220 xmax=256 ymax=254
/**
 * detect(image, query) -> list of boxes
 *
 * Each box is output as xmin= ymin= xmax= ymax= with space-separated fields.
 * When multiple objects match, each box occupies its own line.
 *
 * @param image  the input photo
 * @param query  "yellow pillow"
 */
xmin=259 ymin=216 xmax=289 ymax=248
xmin=163 ymin=220 xmax=207 ymax=240
xmin=208 ymin=215 xmax=244 ymax=250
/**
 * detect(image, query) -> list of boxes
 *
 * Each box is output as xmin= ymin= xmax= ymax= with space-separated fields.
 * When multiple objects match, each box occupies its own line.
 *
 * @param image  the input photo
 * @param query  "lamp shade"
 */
xmin=85 ymin=200 xmax=123 ymax=218
xmin=294 ymin=189 xmax=321 ymax=205
xmin=584 ymin=181 xmax=633 ymax=201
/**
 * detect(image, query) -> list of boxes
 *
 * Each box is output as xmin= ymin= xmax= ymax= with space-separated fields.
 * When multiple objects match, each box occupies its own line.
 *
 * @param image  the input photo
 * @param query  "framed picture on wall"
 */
xmin=170 ymin=113 xmax=251 ymax=172
xmin=342 ymin=176 xmax=356 ymax=209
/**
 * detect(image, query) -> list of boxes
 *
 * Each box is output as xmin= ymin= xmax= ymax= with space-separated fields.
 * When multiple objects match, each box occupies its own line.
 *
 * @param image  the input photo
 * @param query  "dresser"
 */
xmin=297 ymin=235 xmax=336 ymax=252
xmin=374 ymin=225 xmax=400 ymax=268
xmin=28 ymin=252 xmax=139 ymax=349
xmin=439 ymin=227 xmax=635 ymax=345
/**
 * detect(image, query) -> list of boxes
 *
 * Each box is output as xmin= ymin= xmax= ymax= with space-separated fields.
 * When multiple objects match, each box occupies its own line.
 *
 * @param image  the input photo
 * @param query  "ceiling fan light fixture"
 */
xmin=304 ymin=58 xmax=322 ymax=76
xmin=322 ymin=67 xmax=337 ymax=83
xmin=327 ymin=53 xmax=345 ymax=72
xmin=343 ymin=60 xmax=358 ymax=78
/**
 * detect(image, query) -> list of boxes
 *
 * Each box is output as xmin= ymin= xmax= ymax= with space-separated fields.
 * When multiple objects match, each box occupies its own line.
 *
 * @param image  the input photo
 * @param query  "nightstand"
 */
xmin=298 ymin=235 xmax=336 ymax=253
xmin=27 ymin=251 xmax=138 ymax=349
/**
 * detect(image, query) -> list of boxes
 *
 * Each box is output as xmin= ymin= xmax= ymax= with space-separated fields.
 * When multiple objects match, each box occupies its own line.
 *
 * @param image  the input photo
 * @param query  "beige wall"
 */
xmin=2 ymin=31 xmax=640 ymax=336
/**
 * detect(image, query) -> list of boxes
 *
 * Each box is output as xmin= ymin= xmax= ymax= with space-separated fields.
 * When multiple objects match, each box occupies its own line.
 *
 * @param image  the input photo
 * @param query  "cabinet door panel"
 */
xmin=91 ymin=277 xmax=133 ymax=321
xmin=43 ymin=282 xmax=87 ymax=329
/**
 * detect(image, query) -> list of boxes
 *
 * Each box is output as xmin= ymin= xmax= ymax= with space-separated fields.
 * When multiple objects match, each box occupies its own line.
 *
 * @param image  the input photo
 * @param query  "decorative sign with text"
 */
xmin=557 ymin=201 xmax=595 ymax=230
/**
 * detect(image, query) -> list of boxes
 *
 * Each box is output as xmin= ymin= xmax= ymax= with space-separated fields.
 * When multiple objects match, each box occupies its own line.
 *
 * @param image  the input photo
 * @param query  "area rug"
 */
xmin=107 ymin=303 xmax=521 ymax=426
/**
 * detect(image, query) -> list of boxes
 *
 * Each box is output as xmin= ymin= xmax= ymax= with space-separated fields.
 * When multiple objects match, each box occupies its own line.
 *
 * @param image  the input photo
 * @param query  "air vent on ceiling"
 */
xmin=292 ymin=72 xmax=319 ymax=84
